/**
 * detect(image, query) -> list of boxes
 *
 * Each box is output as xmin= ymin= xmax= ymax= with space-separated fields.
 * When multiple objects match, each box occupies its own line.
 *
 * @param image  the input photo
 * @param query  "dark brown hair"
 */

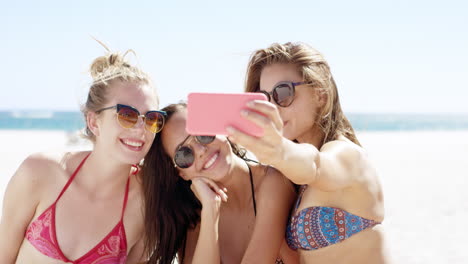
xmin=245 ymin=42 xmax=360 ymax=146
xmin=142 ymin=102 xmax=246 ymax=264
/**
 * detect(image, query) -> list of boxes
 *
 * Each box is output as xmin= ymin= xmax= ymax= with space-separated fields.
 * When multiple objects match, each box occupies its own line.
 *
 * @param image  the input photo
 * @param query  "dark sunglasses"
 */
xmin=95 ymin=104 xmax=167 ymax=133
xmin=173 ymin=135 xmax=216 ymax=169
xmin=258 ymin=81 xmax=305 ymax=107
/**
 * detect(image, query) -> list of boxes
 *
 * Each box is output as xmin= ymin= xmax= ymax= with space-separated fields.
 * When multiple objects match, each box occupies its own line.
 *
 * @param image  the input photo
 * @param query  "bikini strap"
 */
xmin=131 ymin=164 xmax=139 ymax=175
xmin=246 ymin=161 xmax=257 ymax=216
xmin=121 ymin=165 xmax=137 ymax=220
xmin=54 ymin=153 xmax=90 ymax=203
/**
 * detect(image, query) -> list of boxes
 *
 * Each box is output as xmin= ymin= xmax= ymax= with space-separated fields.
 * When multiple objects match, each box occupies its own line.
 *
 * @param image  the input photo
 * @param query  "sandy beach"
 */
xmin=1 ymin=129 xmax=467 ymax=263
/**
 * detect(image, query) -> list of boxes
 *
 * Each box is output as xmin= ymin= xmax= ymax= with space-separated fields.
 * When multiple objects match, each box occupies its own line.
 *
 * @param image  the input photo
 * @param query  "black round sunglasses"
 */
xmin=173 ymin=135 xmax=216 ymax=169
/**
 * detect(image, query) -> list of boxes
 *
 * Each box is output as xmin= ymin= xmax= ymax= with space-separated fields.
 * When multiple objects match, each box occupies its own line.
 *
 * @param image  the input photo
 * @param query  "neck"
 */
xmin=296 ymin=125 xmax=325 ymax=148
xmin=218 ymin=156 xmax=253 ymax=210
xmin=76 ymin=150 xmax=133 ymax=197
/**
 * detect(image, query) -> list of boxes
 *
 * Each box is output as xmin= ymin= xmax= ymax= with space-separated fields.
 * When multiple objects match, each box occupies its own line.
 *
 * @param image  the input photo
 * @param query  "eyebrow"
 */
xmin=174 ymin=134 xmax=191 ymax=154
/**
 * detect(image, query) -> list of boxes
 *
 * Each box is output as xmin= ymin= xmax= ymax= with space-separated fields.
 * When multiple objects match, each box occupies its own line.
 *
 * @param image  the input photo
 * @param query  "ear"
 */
xmin=87 ymin=111 xmax=101 ymax=137
xmin=315 ymin=89 xmax=328 ymax=108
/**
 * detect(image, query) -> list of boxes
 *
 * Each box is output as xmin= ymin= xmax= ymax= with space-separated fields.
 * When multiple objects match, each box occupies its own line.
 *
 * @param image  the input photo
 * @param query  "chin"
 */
xmin=209 ymin=157 xmax=230 ymax=182
xmin=119 ymin=153 xmax=145 ymax=166
xmin=121 ymin=146 xmax=150 ymax=165
xmin=282 ymin=130 xmax=296 ymax=141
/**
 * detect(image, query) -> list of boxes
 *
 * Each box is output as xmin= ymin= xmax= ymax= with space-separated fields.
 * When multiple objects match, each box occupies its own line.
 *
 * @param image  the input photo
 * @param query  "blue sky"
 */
xmin=1 ymin=0 xmax=467 ymax=113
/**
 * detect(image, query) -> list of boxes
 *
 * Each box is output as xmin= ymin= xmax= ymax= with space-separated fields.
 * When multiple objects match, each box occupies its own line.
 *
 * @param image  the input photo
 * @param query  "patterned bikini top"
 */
xmin=286 ymin=185 xmax=380 ymax=251
xmin=25 ymin=154 xmax=136 ymax=263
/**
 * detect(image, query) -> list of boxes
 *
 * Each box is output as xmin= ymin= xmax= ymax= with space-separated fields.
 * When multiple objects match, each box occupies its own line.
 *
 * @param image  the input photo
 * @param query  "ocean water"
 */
xmin=1 ymin=111 xmax=468 ymax=131
xmin=0 ymin=111 xmax=84 ymax=131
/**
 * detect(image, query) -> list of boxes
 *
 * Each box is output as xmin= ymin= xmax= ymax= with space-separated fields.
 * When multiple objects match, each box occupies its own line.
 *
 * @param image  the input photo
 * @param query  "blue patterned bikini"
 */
xmin=286 ymin=185 xmax=380 ymax=250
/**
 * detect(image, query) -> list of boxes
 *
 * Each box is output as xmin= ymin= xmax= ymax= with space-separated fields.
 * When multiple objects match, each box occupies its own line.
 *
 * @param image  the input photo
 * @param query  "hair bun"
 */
xmin=90 ymin=56 xmax=110 ymax=80
xmin=88 ymin=37 xmax=144 ymax=85
xmin=90 ymin=52 xmax=132 ymax=82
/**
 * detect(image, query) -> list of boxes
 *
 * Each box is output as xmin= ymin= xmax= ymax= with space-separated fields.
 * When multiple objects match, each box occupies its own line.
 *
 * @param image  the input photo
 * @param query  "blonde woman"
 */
xmin=0 ymin=48 xmax=165 ymax=263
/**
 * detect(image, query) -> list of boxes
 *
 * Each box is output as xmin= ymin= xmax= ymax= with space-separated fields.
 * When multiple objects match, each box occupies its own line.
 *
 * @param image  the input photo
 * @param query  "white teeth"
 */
xmin=204 ymin=153 xmax=218 ymax=169
xmin=123 ymin=140 xmax=143 ymax=147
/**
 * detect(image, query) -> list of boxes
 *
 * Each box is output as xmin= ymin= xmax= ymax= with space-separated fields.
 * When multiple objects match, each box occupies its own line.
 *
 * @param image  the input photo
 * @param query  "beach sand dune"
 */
xmin=1 ymin=130 xmax=467 ymax=263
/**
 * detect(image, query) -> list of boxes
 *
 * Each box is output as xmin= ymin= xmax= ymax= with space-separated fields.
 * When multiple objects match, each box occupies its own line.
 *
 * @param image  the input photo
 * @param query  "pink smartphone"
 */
xmin=187 ymin=92 xmax=268 ymax=137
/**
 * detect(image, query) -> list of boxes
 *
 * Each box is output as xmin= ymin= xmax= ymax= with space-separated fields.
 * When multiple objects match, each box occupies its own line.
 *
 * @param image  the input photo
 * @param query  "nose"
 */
xmin=192 ymin=141 xmax=208 ymax=158
xmin=130 ymin=115 xmax=146 ymax=132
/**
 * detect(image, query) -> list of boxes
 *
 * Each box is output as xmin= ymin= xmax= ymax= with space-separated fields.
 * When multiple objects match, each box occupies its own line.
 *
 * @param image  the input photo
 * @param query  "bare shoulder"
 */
xmin=320 ymin=136 xmax=368 ymax=167
xmin=254 ymin=163 xmax=295 ymax=197
xmin=316 ymin=136 xmax=379 ymax=188
xmin=13 ymin=151 xmax=90 ymax=190
xmin=6 ymin=152 xmax=64 ymax=201
xmin=24 ymin=151 xmax=89 ymax=175
xmin=14 ymin=152 xmax=62 ymax=184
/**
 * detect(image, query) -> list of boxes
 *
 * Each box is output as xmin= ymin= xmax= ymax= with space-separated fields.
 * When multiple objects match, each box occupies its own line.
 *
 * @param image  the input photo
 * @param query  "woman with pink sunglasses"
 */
xmin=0 ymin=48 xmax=165 ymax=263
xmin=227 ymin=42 xmax=391 ymax=264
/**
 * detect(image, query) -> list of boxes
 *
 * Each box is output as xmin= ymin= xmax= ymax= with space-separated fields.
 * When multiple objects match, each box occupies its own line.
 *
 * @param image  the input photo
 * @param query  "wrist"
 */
xmin=201 ymin=202 xmax=221 ymax=220
xmin=269 ymin=137 xmax=290 ymax=167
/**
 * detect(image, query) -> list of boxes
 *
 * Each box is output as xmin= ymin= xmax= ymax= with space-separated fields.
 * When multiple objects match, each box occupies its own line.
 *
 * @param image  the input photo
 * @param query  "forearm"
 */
xmin=270 ymin=139 xmax=320 ymax=185
xmin=191 ymin=207 xmax=221 ymax=264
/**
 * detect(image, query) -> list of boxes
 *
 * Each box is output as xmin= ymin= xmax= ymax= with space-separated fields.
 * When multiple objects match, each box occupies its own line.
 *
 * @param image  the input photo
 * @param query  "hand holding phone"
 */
xmin=187 ymin=92 xmax=267 ymax=137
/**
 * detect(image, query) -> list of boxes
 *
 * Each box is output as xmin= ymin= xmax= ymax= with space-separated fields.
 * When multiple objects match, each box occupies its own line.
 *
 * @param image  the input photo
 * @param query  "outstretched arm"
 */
xmin=228 ymin=100 xmax=365 ymax=191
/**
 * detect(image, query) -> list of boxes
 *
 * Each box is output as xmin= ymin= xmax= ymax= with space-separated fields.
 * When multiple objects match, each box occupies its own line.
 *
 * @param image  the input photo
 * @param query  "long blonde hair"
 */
xmin=244 ymin=42 xmax=360 ymax=146
xmin=81 ymin=41 xmax=157 ymax=142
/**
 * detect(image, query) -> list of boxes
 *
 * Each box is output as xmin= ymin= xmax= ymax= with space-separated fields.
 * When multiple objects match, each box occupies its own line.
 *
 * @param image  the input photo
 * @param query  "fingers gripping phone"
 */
xmin=187 ymin=92 xmax=268 ymax=137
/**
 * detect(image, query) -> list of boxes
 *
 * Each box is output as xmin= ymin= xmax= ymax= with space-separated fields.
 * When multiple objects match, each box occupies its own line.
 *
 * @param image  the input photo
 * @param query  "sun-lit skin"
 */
xmin=161 ymin=109 xmax=240 ymax=186
xmin=226 ymin=56 xmax=389 ymax=263
xmin=158 ymin=108 xmax=298 ymax=264
xmin=92 ymin=81 xmax=159 ymax=166
xmin=259 ymin=63 xmax=324 ymax=146
xmin=5 ymin=80 xmax=159 ymax=263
